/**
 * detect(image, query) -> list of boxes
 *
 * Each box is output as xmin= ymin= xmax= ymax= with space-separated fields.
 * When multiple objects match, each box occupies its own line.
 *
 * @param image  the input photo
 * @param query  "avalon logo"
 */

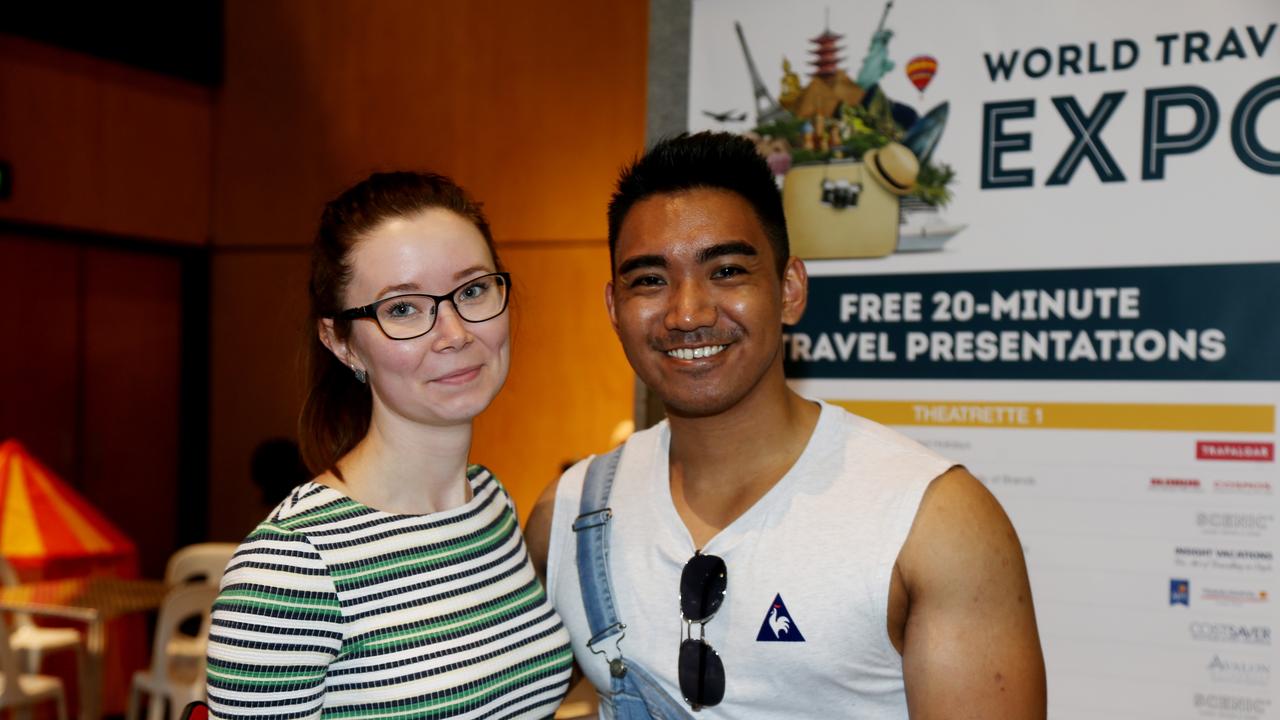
xmin=1208 ymin=654 xmax=1271 ymax=686
xmin=1190 ymin=622 xmax=1272 ymax=645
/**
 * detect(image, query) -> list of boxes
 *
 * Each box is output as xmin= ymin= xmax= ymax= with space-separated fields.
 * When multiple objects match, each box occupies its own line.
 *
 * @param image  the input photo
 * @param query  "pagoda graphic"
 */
xmin=784 ymin=16 xmax=865 ymax=120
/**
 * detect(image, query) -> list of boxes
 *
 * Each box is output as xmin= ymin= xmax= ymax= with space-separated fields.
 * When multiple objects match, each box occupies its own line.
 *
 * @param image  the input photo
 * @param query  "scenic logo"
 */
xmin=1190 ymin=623 xmax=1272 ymax=645
xmin=1197 ymin=441 xmax=1275 ymax=462
xmin=1171 ymin=578 xmax=1191 ymax=606
xmin=1192 ymin=693 xmax=1271 ymax=718
xmin=1150 ymin=477 xmax=1202 ymax=491
xmin=1208 ymin=654 xmax=1271 ymax=687
xmin=725 ymin=2 xmax=962 ymax=260
xmin=1198 ymin=512 xmax=1275 ymax=537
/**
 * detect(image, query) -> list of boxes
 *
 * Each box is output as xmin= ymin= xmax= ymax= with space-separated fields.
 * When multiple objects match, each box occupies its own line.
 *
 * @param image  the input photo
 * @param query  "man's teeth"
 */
xmin=667 ymin=345 xmax=726 ymax=360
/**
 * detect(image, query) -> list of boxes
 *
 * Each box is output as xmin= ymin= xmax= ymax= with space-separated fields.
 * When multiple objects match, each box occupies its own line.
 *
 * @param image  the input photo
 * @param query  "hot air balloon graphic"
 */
xmin=905 ymin=55 xmax=937 ymax=96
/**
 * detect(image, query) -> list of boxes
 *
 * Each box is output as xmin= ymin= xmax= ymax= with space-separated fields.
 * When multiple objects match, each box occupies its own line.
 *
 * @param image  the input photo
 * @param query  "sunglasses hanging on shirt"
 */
xmin=678 ymin=552 xmax=728 ymax=710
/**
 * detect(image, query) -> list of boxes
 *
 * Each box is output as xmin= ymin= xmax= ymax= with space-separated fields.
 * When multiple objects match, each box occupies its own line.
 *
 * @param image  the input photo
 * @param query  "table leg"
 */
xmin=82 ymin=619 xmax=105 ymax=720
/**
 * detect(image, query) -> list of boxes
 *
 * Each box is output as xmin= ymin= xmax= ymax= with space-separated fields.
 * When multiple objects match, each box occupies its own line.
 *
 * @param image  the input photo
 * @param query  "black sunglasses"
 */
xmin=679 ymin=552 xmax=727 ymax=709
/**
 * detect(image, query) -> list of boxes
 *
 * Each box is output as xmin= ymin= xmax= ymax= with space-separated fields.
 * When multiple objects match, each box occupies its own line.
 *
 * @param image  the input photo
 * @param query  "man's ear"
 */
xmin=319 ymin=318 xmax=362 ymax=372
xmin=781 ymin=256 xmax=809 ymax=325
xmin=604 ymin=281 xmax=620 ymax=334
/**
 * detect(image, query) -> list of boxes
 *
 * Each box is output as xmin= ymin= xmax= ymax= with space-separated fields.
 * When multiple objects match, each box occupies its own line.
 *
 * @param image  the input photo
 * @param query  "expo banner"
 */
xmin=687 ymin=1 xmax=1278 ymax=718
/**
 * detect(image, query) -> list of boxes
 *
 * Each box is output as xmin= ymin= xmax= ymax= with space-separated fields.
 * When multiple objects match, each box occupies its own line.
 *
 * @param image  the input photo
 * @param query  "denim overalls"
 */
xmin=572 ymin=448 xmax=695 ymax=720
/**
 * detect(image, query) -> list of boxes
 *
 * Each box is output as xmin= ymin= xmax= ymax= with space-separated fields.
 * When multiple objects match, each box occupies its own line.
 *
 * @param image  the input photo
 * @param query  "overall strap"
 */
xmin=571 ymin=445 xmax=697 ymax=720
xmin=572 ymin=446 xmax=627 ymax=676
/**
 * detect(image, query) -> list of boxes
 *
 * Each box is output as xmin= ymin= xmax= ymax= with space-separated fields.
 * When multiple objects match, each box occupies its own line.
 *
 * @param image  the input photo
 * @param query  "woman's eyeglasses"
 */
xmin=679 ymin=552 xmax=727 ymax=710
xmin=336 ymin=272 xmax=511 ymax=340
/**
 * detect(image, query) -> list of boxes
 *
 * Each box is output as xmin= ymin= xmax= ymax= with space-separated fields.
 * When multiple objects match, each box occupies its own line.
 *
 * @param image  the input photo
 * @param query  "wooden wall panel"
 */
xmin=81 ymin=249 xmax=183 ymax=578
xmin=214 ymin=0 xmax=648 ymax=248
xmin=0 ymin=36 xmax=212 ymax=244
xmin=473 ymin=242 xmax=632 ymax=521
xmin=207 ymin=250 xmax=312 ymax=540
xmin=0 ymin=236 xmax=80 ymax=478
xmin=210 ymin=0 xmax=646 ymax=535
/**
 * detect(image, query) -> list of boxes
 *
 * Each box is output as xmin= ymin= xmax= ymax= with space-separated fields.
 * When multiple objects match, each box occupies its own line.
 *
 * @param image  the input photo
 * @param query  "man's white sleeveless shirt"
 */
xmin=547 ymin=400 xmax=956 ymax=719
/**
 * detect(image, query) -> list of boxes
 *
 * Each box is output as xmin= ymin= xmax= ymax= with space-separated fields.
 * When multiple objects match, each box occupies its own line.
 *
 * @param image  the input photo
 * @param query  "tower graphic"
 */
xmin=734 ymin=21 xmax=790 ymax=125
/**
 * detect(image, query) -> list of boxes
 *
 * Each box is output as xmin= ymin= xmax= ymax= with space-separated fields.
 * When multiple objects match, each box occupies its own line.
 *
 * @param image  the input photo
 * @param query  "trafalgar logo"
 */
xmin=1198 ymin=512 xmax=1275 ymax=537
xmin=1150 ymin=477 xmax=1202 ymax=491
xmin=1197 ymin=441 xmax=1275 ymax=462
xmin=1190 ymin=622 xmax=1272 ymax=646
xmin=1208 ymin=654 xmax=1271 ymax=687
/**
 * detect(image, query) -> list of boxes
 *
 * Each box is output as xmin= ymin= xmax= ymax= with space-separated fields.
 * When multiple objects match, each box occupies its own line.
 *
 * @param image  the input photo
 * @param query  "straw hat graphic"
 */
xmin=863 ymin=142 xmax=920 ymax=196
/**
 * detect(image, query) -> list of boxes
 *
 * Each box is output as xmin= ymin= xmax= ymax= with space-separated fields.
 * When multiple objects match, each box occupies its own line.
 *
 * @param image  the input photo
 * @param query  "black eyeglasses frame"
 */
xmin=335 ymin=271 xmax=511 ymax=341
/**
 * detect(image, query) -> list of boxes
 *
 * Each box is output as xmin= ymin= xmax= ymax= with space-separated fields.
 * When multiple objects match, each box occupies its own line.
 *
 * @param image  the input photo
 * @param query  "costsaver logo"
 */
xmin=1190 ymin=623 xmax=1271 ymax=645
xmin=1197 ymin=441 xmax=1275 ymax=462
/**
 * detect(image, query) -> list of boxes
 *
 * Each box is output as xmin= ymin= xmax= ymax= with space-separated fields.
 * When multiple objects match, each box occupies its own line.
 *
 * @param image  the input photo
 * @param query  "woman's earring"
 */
xmin=353 ymin=367 xmax=368 ymax=384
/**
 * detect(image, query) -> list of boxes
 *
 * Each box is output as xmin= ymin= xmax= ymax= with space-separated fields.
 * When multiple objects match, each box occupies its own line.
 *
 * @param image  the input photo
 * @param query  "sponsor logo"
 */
xmin=1171 ymin=578 xmax=1191 ymax=606
xmin=1197 ymin=441 xmax=1275 ymax=462
xmin=1214 ymin=480 xmax=1274 ymax=495
xmin=1175 ymin=546 xmax=1275 ymax=573
xmin=1151 ymin=477 xmax=1202 ymax=491
xmin=985 ymin=473 xmax=1037 ymax=487
xmin=1193 ymin=692 xmax=1271 ymax=717
xmin=1198 ymin=512 xmax=1275 ymax=537
xmin=1190 ymin=623 xmax=1272 ymax=645
xmin=1208 ymin=655 xmax=1271 ymax=687
xmin=1202 ymin=587 xmax=1269 ymax=605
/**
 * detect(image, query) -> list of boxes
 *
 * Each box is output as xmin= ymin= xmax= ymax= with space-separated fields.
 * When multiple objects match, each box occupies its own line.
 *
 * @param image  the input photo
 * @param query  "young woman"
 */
xmin=206 ymin=172 xmax=573 ymax=719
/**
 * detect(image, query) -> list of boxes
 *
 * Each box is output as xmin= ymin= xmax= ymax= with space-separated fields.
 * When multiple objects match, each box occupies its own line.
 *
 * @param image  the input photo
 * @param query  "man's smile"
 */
xmin=665 ymin=344 xmax=727 ymax=360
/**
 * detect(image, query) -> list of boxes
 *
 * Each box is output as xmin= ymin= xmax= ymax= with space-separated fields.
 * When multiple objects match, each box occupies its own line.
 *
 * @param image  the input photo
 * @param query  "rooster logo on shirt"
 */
xmin=756 ymin=593 xmax=806 ymax=642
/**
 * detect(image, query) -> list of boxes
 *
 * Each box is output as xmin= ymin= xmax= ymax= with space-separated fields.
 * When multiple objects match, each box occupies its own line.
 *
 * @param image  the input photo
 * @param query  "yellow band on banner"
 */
xmin=831 ymin=400 xmax=1275 ymax=433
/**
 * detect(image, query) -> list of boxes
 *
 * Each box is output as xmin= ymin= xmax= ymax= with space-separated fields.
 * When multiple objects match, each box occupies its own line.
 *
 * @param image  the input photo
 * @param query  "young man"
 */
xmin=528 ymin=132 xmax=1046 ymax=719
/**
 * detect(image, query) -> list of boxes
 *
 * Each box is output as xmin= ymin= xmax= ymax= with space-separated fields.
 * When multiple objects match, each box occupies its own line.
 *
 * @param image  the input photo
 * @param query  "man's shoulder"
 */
xmin=815 ymin=400 xmax=952 ymax=466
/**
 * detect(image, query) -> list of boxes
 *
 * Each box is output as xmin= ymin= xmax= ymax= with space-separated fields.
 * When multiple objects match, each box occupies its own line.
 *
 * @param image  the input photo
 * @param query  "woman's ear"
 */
xmin=319 ymin=318 xmax=363 ymax=373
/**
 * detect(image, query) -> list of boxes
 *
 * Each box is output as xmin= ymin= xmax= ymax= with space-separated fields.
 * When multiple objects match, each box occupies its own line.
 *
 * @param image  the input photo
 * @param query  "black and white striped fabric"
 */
xmin=207 ymin=467 xmax=572 ymax=719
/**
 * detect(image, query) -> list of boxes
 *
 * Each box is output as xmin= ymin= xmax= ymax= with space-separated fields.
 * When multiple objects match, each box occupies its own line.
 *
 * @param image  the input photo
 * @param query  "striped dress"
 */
xmin=206 ymin=466 xmax=573 ymax=719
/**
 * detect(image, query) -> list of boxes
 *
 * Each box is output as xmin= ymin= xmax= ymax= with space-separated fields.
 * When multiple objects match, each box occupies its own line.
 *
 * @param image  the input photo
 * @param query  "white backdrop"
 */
xmin=687 ymin=2 xmax=1278 ymax=718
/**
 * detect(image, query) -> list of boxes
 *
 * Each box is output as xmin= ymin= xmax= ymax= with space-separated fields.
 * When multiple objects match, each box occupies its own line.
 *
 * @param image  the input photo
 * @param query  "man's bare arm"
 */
xmin=525 ymin=476 xmax=561 ymax=585
xmin=898 ymin=466 xmax=1047 ymax=719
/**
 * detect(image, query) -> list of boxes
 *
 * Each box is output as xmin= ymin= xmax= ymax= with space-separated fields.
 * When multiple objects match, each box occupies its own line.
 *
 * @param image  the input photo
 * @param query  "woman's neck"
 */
xmin=325 ymin=408 xmax=474 ymax=515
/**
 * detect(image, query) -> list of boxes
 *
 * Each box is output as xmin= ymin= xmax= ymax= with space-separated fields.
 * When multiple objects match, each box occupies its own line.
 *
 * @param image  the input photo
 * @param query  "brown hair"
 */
xmin=298 ymin=171 xmax=500 ymax=476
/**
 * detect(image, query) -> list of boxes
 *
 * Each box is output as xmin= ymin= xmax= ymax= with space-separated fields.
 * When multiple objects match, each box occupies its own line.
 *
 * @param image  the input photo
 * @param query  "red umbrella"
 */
xmin=0 ymin=439 xmax=136 ymax=578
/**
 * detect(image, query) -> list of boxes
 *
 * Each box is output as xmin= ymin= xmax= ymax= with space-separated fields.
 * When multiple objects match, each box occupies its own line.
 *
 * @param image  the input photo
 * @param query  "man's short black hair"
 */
xmin=607 ymin=131 xmax=789 ymax=276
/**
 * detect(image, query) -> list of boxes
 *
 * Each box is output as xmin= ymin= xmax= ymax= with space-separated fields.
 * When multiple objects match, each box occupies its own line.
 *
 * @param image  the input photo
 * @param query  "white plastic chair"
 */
xmin=163 ymin=543 xmax=235 ymax=665
xmin=0 ymin=558 xmax=84 ymax=691
xmin=127 ymin=583 xmax=217 ymax=720
xmin=0 ymin=613 xmax=69 ymax=720
xmin=163 ymin=543 xmax=237 ymax=587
